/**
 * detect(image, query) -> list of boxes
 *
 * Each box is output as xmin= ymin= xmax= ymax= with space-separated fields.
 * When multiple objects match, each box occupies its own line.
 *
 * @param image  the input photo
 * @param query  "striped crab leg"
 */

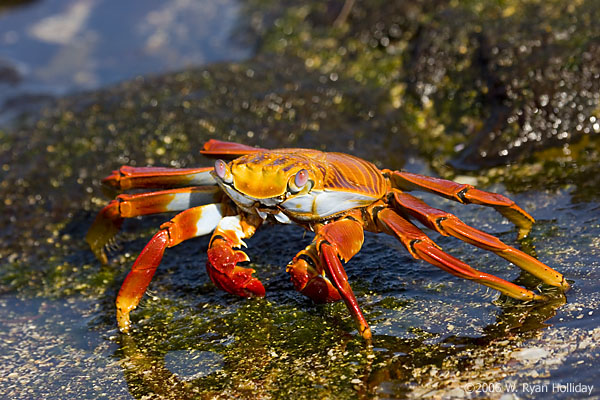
xmin=102 ymin=166 xmax=216 ymax=190
xmin=86 ymin=186 xmax=222 ymax=264
xmin=391 ymin=190 xmax=568 ymax=289
xmin=116 ymin=203 xmax=226 ymax=332
xmin=385 ymin=170 xmax=534 ymax=239
xmin=374 ymin=207 xmax=547 ymax=301
xmin=199 ymin=139 xmax=267 ymax=159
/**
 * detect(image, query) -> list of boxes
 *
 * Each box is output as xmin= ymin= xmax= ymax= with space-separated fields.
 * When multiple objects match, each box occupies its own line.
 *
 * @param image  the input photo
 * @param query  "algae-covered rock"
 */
xmin=3 ymin=0 xmax=600 ymax=261
xmin=256 ymin=0 xmax=600 ymax=165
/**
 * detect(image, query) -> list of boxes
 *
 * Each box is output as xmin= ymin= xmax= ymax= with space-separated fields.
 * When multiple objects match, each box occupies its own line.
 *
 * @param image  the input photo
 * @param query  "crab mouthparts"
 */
xmin=255 ymin=205 xmax=291 ymax=223
xmin=218 ymin=182 xmax=292 ymax=223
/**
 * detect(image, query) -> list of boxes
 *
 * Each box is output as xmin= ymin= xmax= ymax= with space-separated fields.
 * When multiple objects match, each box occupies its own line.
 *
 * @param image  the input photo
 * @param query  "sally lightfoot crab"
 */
xmin=87 ymin=140 xmax=568 ymax=339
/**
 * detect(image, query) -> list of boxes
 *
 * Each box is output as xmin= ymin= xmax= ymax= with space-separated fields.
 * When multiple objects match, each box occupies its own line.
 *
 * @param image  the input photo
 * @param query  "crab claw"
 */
xmin=206 ymin=238 xmax=265 ymax=297
xmin=287 ymin=254 xmax=342 ymax=303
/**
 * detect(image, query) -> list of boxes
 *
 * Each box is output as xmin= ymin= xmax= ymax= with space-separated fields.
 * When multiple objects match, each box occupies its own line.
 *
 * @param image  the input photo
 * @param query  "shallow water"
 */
xmin=1 ymin=1 xmax=599 ymax=399
xmin=0 ymin=0 xmax=250 ymax=122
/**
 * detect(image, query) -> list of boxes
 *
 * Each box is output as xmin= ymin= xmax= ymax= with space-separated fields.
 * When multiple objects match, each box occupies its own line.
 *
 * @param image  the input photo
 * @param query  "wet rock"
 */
xmin=0 ymin=0 xmax=39 ymax=12
xmin=256 ymin=0 xmax=600 ymax=193
xmin=0 ymin=52 xmax=410 ymax=259
xmin=0 ymin=59 xmax=21 ymax=85
xmin=512 ymin=347 xmax=549 ymax=363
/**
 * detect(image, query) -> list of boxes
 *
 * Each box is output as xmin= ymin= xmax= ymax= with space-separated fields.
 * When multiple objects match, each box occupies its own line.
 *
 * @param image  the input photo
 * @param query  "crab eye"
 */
xmin=295 ymin=169 xmax=309 ymax=188
xmin=289 ymin=169 xmax=309 ymax=194
xmin=214 ymin=159 xmax=226 ymax=179
xmin=214 ymin=159 xmax=233 ymax=183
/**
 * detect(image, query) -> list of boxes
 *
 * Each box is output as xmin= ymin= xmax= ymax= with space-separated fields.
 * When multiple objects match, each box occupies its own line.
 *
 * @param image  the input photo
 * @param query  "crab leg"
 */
xmin=306 ymin=218 xmax=371 ymax=340
xmin=385 ymin=170 xmax=534 ymax=238
xmin=391 ymin=190 xmax=568 ymax=289
xmin=116 ymin=203 xmax=226 ymax=332
xmin=375 ymin=207 xmax=546 ymax=302
xmin=102 ymin=166 xmax=216 ymax=190
xmin=86 ymin=186 xmax=221 ymax=264
xmin=206 ymin=214 xmax=266 ymax=298
xmin=199 ymin=139 xmax=268 ymax=159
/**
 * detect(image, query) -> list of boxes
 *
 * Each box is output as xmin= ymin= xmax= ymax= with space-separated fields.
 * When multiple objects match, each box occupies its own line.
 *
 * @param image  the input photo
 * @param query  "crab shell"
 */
xmin=215 ymin=149 xmax=387 ymax=223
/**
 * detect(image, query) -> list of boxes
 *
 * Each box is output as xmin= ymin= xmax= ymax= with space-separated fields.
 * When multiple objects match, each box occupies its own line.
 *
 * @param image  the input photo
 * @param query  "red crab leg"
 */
xmin=375 ymin=207 xmax=546 ymax=301
xmin=102 ymin=166 xmax=216 ymax=190
xmin=287 ymin=243 xmax=342 ymax=304
xmin=116 ymin=203 xmax=226 ymax=332
xmin=206 ymin=214 xmax=266 ymax=298
xmin=86 ymin=186 xmax=221 ymax=264
xmin=385 ymin=170 xmax=534 ymax=238
xmin=308 ymin=218 xmax=371 ymax=340
xmin=391 ymin=190 xmax=568 ymax=289
xmin=200 ymin=139 xmax=268 ymax=159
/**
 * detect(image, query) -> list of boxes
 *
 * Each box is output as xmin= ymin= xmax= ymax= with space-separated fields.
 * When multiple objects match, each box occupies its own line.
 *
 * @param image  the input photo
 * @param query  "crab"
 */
xmin=87 ymin=140 xmax=568 ymax=339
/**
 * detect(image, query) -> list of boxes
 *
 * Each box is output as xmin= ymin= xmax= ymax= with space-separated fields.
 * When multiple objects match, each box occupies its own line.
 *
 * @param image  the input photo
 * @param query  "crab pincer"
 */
xmin=206 ymin=237 xmax=265 ymax=297
xmin=205 ymin=213 xmax=265 ymax=297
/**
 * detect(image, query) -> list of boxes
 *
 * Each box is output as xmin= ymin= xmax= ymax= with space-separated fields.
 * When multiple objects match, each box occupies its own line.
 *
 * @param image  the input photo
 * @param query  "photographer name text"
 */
xmin=464 ymin=381 xmax=593 ymax=395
